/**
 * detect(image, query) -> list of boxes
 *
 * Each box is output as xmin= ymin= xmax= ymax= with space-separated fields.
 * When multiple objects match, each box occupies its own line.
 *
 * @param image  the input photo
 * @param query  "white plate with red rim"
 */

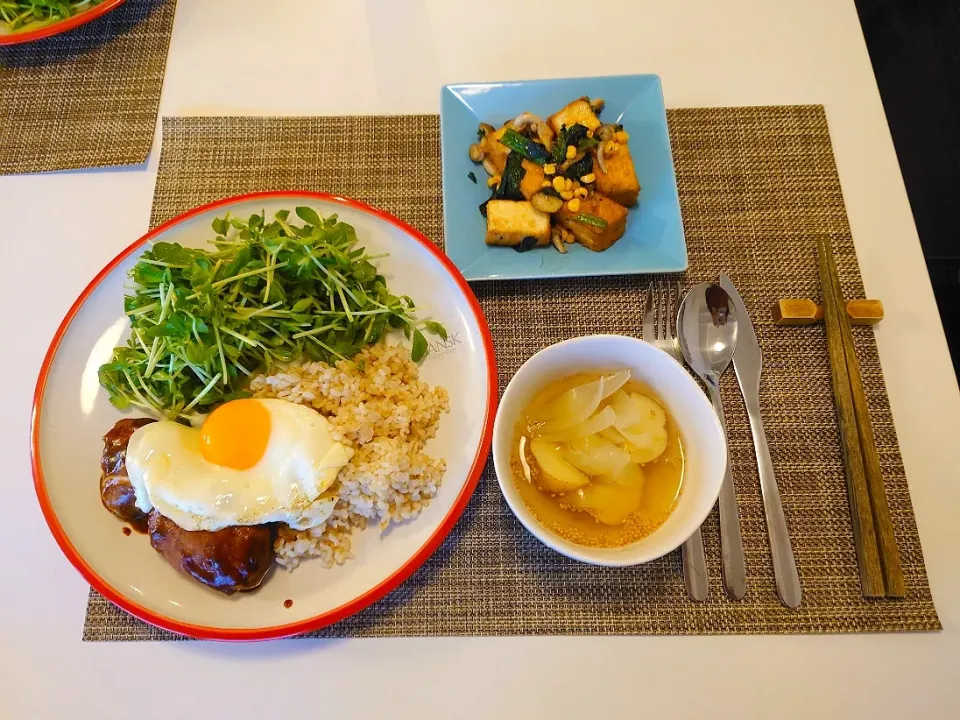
xmin=0 ymin=0 xmax=126 ymax=45
xmin=32 ymin=191 xmax=497 ymax=641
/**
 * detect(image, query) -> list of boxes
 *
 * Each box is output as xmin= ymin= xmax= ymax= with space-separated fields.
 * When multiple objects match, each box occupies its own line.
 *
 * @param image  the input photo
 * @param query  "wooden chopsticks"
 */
xmin=817 ymin=236 xmax=905 ymax=598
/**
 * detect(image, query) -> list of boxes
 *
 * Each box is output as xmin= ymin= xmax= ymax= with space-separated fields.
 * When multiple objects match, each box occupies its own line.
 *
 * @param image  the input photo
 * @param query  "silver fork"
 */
xmin=643 ymin=280 xmax=709 ymax=601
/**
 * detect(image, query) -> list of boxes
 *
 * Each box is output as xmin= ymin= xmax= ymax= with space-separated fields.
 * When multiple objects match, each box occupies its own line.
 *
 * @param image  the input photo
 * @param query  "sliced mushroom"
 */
xmin=590 ymin=97 xmax=606 ymax=114
xmin=550 ymin=228 xmax=568 ymax=254
xmin=512 ymin=112 xmax=543 ymax=133
xmin=537 ymin=122 xmax=555 ymax=150
xmin=558 ymin=152 xmax=587 ymax=176
xmin=597 ymin=124 xmax=617 ymax=142
xmin=468 ymin=143 xmax=485 ymax=162
xmin=532 ymin=191 xmax=564 ymax=214
xmin=482 ymin=159 xmax=496 ymax=176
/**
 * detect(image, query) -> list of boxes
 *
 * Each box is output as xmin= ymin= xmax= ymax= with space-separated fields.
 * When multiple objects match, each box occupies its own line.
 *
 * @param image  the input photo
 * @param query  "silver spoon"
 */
xmin=678 ymin=283 xmax=747 ymax=600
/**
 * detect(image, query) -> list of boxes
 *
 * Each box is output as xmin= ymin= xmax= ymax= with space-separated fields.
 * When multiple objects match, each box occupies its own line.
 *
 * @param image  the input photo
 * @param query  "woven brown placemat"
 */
xmin=0 ymin=0 xmax=176 ymax=175
xmin=83 ymin=108 xmax=940 ymax=640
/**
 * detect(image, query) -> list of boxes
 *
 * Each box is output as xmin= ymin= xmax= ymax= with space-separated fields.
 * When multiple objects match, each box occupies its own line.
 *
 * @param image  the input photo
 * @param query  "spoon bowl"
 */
xmin=677 ymin=283 xmax=739 ymax=381
xmin=677 ymin=282 xmax=747 ymax=600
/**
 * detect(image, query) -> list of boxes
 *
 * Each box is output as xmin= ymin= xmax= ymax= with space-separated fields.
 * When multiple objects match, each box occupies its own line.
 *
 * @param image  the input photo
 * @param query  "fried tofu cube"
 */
xmin=595 ymin=145 xmax=641 ymax=207
xmin=485 ymin=200 xmax=552 ymax=248
xmin=481 ymin=127 xmax=550 ymax=189
xmin=519 ymin=160 xmax=546 ymax=200
xmin=481 ymin=124 xmax=511 ymax=175
xmin=547 ymin=99 xmax=602 ymax=134
xmin=555 ymin=193 xmax=628 ymax=252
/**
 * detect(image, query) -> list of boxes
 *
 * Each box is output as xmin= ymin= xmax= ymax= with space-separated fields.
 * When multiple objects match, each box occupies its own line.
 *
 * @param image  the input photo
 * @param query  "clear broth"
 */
xmin=511 ymin=372 xmax=684 ymax=548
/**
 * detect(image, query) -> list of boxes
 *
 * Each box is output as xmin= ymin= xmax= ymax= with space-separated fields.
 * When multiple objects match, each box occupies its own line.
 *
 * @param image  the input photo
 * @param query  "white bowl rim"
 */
xmin=492 ymin=333 xmax=725 ymax=566
xmin=31 ymin=190 xmax=498 ymax=641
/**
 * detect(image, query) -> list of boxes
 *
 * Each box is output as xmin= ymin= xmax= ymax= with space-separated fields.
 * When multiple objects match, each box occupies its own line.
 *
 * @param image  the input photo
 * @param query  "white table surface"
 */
xmin=2 ymin=1 xmax=958 ymax=717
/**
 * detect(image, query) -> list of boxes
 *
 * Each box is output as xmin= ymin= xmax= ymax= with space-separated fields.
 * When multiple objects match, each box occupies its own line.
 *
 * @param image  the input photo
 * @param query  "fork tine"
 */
xmin=657 ymin=280 xmax=667 ymax=343
xmin=665 ymin=280 xmax=677 ymax=342
xmin=664 ymin=280 xmax=672 ymax=341
xmin=642 ymin=283 xmax=655 ymax=342
xmin=667 ymin=280 xmax=682 ymax=355
xmin=673 ymin=281 xmax=682 ymax=340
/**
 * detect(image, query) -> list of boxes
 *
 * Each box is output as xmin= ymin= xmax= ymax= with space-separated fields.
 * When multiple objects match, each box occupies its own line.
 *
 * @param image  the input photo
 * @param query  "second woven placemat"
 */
xmin=84 ymin=108 xmax=939 ymax=639
xmin=0 ymin=0 xmax=177 ymax=175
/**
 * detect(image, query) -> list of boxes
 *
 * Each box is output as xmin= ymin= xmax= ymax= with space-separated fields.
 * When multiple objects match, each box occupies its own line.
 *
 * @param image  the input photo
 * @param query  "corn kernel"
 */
xmin=614 ymin=130 xmax=630 ymax=143
xmin=565 ymin=145 xmax=576 ymax=160
xmin=574 ymin=187 xmax=588 ymax=199
xmin=580 ymin=173 xmax=596 ymax=184
xmin=487 ymin=175 xmax=500 ymax=187
xmin=586 ymin=129 xmax=594 ymax=139
xmin=543 ymin=163 xmax=557 ymax=175
xmin=541 ymin=180 xmax=552 ymax=189
xmin=560 ymin=190 xmax=574 ymax=201
xmin=552 ymin=176 xmax=566 ymax=193
xmin=605 ymin=141 xmax=620 ymax=155
xmin=564 ymin=177 xmax=574 ymax=191
xmin=567 ymin=198 xmax=581 ymax=213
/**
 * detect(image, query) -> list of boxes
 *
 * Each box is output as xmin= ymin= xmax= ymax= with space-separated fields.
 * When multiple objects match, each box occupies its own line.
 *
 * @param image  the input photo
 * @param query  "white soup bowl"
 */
xmin=492 ymin=334 xmax=726 ymax=566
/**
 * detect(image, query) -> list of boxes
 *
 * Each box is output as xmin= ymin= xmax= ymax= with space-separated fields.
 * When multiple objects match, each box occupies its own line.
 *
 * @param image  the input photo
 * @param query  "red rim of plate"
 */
xmin=31 ymin=190 xmax=498 ymax=641
xmin=0 ymin=0 xmax=127 ymax=45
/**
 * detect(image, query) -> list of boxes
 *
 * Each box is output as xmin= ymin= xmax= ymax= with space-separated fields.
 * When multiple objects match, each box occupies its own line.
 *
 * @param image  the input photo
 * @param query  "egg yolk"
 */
xmin=200 ymin=399 xmax=271 ymax=470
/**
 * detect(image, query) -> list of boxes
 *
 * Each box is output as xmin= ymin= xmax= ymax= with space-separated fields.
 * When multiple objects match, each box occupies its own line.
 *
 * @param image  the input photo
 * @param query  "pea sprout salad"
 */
xmin=0 ymin=0 xmax=105 ymax=32
xmin=98 ymin=207 xmax=447 ymax=420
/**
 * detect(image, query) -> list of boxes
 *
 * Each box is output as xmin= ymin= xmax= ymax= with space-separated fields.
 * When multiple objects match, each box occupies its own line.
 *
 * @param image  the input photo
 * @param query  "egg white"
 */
xmin=125 ymin=399 xmax=354 ymax=532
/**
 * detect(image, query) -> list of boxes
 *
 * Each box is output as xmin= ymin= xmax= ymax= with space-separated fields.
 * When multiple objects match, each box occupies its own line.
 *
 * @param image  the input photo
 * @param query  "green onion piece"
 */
xmin=498 ymin=128 xmax=550 ymax=165
xmin=572 ymin=213 xmax=608 ymax=229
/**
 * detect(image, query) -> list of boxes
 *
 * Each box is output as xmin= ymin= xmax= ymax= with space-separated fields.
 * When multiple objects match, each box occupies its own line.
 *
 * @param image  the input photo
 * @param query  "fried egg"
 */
xmin=125 ymin=398 xmax=354 ymax=532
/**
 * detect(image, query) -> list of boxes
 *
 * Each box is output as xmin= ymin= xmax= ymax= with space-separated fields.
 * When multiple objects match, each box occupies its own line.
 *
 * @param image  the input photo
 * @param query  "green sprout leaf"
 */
xmin=411 ymin=329 xmax=428 ymax=362
xmin=295 ymin=206 xmax=323 ymax=226
xmin=99 ymin=206 xmax=446 ymax=419
xmin=424 ymin=321 xmax=448 ymax=341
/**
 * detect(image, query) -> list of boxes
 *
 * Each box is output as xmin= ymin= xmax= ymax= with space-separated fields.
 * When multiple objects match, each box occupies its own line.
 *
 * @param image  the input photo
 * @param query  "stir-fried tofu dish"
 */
xmin=469 ymin=97 xmax=640 ymax=254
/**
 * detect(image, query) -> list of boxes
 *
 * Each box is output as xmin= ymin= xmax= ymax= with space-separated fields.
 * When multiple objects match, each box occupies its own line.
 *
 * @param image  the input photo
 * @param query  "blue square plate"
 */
xmin=440 ymin=74 xmax=687 ymax=281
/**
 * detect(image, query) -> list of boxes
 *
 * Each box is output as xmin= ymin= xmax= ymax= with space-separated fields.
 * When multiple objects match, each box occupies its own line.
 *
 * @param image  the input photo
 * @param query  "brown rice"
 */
xmin=247 ymin=342 xmax=449 ymax=570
